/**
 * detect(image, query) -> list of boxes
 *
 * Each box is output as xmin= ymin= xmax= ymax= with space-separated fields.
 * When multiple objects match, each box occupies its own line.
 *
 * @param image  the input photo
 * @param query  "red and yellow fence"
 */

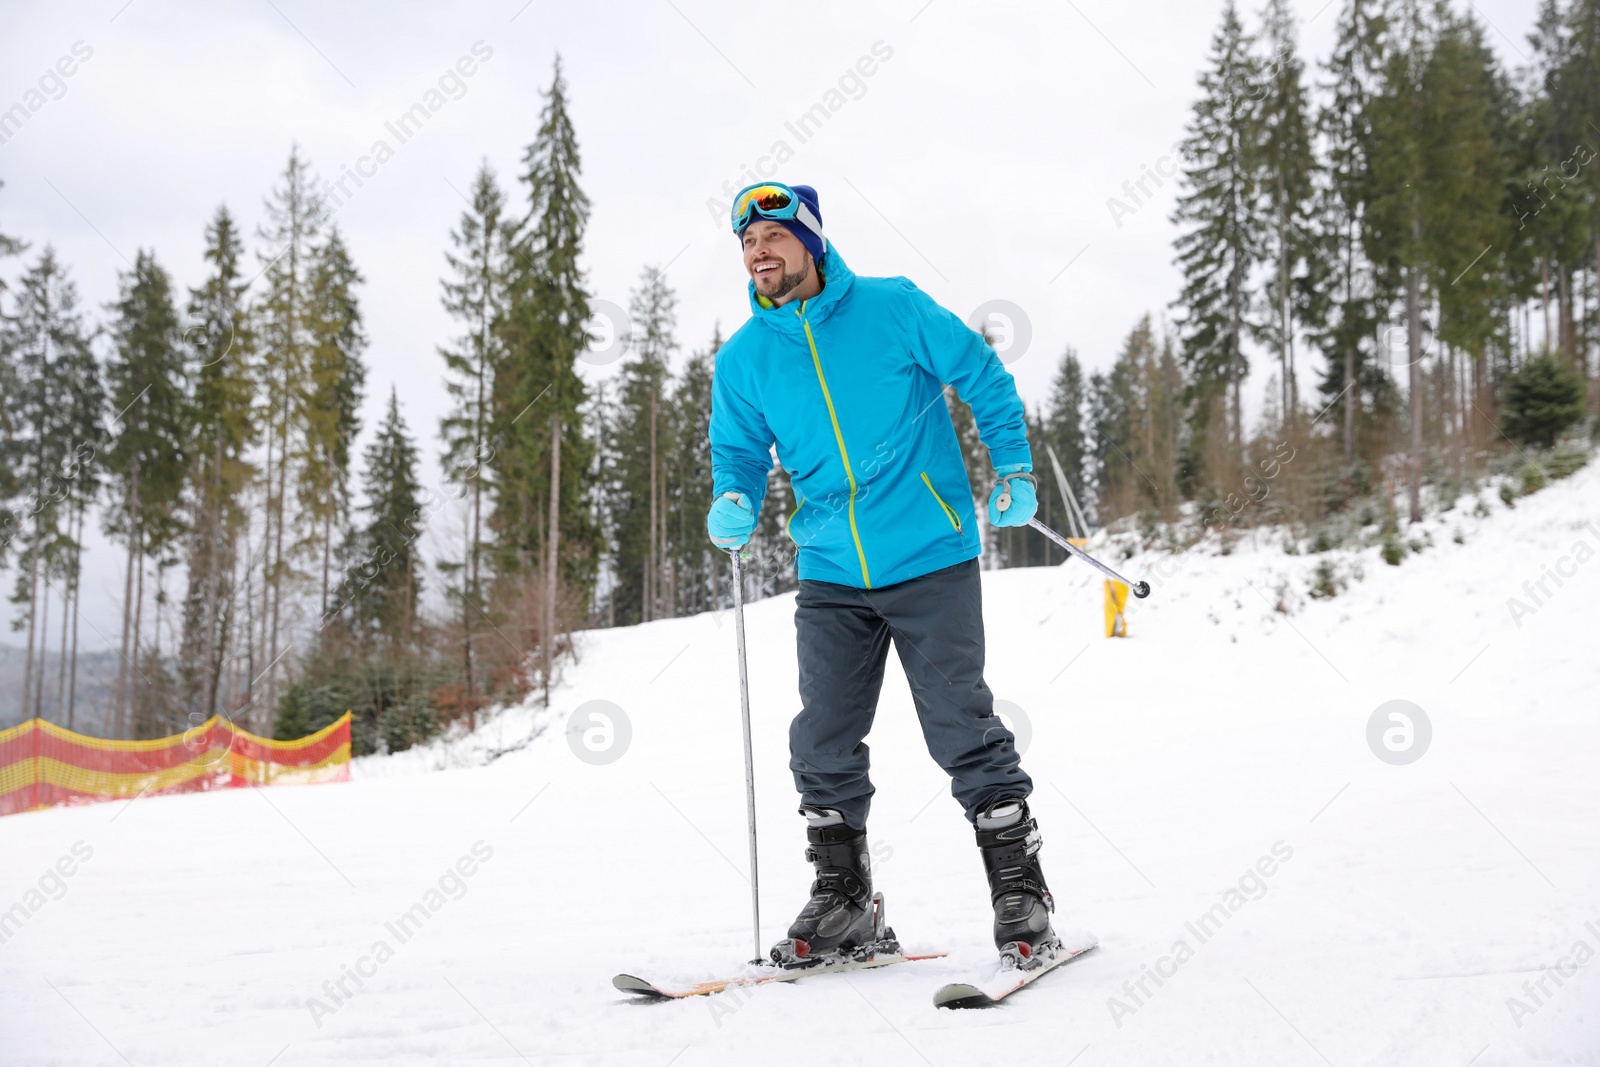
xmin=0 ymin=712 xmax=351 ymax=817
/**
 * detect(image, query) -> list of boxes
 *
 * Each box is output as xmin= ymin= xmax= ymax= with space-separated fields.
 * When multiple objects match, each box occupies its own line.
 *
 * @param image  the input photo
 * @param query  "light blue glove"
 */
xmin=706 ymin=491 xmax=756 ymax=549
xmin=987 ymin=462 xmax=1037 ymax=527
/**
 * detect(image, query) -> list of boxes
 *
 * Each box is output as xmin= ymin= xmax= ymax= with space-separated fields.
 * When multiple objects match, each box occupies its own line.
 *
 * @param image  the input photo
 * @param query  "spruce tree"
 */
xmin=104 ymin=250 xmax=190 ymax=738
xmin=254 ymin=146 xmax=323 ymax=727
xmin=1042 ymin=346 xmax=1090 ymax=528
xmin=1170 ymin=0 xmax=1265 ymax=479
xmin=1366 ymin=0 xmax=1433 ymax=521
xmin=1252 ymin=0 xmax=1316 ymax=438
xmin=1424 ymin=5 xmax=1513 ymax=451
xmin=51 ymin=269 xmax=104 ymax=729
xmin=1560 ymin=0 xmax=1600 ymax=383
xmin=438 ymin=160 xmax=509 ymax=712
xmin=668 ymin=327 xmax=718 ymax=612
xmin=351 ymin=389 xmax=425 ymax=650
xmin=179 ymin=206 xmax=257 ymax=722
xmin=1510 ymin=0 xmax=1573 ymax=364
xmin=1089 ymin=315 xmax=1179 ymax=522
xmin=495 ymin=56 xmax=600 ymax=698
xmin=2 ymin=249 xmax=95 ymax=722
xmin=301 ymin=226 xmax=367 ymax=619
xmin=1500 ymin=352 xmax=1587 ymax=445
xmin=1310 ymin=0 xmax=1389 ymax=469
xmin=609 ymin=265 xmax=677 ymax=625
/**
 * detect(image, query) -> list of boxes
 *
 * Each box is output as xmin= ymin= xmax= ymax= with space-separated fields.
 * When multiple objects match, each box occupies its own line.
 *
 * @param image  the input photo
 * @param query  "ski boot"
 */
xmin=769 ymin=807 xmax=893 ymax=967
xmin=975 ymin=798 xmax=1059 ymax=970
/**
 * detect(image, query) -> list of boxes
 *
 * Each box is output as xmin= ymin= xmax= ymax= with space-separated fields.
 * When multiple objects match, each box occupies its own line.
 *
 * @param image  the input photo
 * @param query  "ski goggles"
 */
xmin=730 ymin=182 xmax=825 ymax=241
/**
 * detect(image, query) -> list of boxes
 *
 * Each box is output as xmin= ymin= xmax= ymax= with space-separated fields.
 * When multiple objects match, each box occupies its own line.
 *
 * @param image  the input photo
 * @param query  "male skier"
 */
xmin=705 ymin=182 xmax=1059 ymax=968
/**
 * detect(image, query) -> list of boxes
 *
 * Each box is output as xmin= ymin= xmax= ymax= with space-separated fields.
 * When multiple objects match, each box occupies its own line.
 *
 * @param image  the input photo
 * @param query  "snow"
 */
xmin=3 ymin=462 xmax=1597 ymax=1066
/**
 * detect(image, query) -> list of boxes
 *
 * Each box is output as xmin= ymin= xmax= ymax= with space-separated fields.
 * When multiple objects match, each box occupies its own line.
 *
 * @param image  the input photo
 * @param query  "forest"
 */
xmin=1 ymin=0 xmax=1594 ymax=754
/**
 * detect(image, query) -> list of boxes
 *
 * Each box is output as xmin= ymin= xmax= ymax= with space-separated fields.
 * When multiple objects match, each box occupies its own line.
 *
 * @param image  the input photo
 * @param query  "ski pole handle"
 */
xmin=1027 ymin=517 xmax=1151 ymax=598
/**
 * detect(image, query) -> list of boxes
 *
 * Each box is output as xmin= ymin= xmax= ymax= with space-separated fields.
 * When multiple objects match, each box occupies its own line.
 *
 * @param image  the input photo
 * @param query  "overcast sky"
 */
xmin=1 ymin=0 xmax=1540 ymax=642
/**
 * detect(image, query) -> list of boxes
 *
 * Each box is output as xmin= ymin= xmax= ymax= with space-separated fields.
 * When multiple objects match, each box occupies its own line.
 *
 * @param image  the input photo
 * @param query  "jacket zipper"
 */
xmin=798 ymin=305 xmax=871 ymax=588
xmin=786 ymin=496 xmax=806 ymax=542
xmin=920 ymin=472 xmax=963 ymax=533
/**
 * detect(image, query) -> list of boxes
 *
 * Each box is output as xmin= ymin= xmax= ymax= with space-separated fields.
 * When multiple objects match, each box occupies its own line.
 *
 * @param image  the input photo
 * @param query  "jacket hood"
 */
xmin=745 ymin=244 xmax=855 ymax=331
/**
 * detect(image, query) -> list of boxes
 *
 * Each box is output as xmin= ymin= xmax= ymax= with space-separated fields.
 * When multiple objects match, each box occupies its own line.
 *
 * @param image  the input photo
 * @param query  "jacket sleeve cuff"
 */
xmin=988 ymin=446 xmax=1033 ymax=471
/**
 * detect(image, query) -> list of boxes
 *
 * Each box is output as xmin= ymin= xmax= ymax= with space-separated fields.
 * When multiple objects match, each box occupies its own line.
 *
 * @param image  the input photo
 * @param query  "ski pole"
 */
xmin=728 ymin=546 xmax=762 ymax=962
xmin=1027 ymin=517 xmax=1151 ymax=598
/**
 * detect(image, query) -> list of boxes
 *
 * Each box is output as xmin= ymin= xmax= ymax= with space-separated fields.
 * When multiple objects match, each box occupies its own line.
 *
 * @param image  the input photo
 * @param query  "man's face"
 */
xmin=742 ymin=219 xmax=812 ymax=301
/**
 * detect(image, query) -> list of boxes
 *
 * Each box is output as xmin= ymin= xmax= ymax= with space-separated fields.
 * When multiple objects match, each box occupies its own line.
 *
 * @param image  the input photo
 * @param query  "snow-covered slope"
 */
xmin=3 ymin=464 xmax=1597 ymax=1066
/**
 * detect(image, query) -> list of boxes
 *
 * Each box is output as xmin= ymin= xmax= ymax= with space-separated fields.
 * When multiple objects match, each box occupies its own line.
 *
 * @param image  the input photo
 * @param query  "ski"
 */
xmin=614 ymin=949 xmax=947 ymax=1001
xmin=933 ymin=933 xmax=1098 ymax=1009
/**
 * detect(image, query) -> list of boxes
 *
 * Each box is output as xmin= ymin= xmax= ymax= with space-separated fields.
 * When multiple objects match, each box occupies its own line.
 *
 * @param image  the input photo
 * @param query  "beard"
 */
xmin=755 ymin=257 xmax=811 ymax=300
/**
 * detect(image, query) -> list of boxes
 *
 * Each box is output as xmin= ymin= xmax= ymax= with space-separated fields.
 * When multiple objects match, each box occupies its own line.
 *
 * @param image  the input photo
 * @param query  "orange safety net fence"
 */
xmin=0 ymin=712 xmax=351 ymax=817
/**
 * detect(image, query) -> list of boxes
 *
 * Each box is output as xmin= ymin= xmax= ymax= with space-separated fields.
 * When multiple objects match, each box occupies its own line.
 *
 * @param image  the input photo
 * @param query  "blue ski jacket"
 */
xmin=709 ymin=244 xmax=1032 ymax=589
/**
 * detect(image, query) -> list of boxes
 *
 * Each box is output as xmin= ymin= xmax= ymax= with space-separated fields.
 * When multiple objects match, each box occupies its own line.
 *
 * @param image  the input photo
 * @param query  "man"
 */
xmin=705 ymin=182 xmax=1059 ymax=969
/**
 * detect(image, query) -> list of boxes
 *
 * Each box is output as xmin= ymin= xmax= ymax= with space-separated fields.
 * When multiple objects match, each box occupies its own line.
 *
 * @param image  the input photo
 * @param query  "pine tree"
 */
xmin=438 ymin=160 xmax=509 ymax=714
xmin=1560 ymin=0 xmax=1600 ymax=386
xmin=1042 ymin=346 xmax=1090 ymax=528
xmin=1500 ymin=352 xmax=1587 ymax=444
xmin=1171 ymin=0 xmax=1265 ymax=480
xmin=1 ymin=249 xmax=96 ymax=723
xmin=104 ymin=249 xmax=190 ymax=738
xmin=50 ymin=271 xmax=104 ymax=729
xmin=1252 ymin=0 xmax=1316 ymax=438
xmin=1310 ymin=0 xmax=1389 ymax=469
xmin=1366 ymin=0 xmax=1433 ymax=521
xmin=178 ymin=206 xmax=257 ymax=723
xmin=254 ymin=146 xmax=324 ymax=729
xmin=667 ymin=327 xmax=718 ymax=612
xmin=350 ymin=389 xmax=425 ymax=649
xmin=1424 ymin=5 xmax=1514 ymax=454
xmin=608 ymin=265 xmax=677 ymax=625
xmin=1510 ymin=0 xmax=1573 ymax=364
xmin=300 ymin=226 xmax=367 ymax=621
xmin=1090 ymin=315 xmax=1181 ymax=523
xmin=495 ymin=55 xmax=600 ymax=699
xmin=1530 ymin=0 xmax=1592 ymax=364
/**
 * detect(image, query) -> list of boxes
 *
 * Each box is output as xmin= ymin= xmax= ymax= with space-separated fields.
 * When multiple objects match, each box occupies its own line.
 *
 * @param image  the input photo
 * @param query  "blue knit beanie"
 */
xmin=739 ymin=184 xmax=825 ymax=264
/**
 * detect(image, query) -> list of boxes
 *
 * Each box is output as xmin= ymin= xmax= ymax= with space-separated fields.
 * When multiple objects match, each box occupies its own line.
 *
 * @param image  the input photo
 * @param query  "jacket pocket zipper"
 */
xmin=920 ymin=472 xmax=963 ymax=533
xmin=786 ymin=496 xmax=806 ymax=542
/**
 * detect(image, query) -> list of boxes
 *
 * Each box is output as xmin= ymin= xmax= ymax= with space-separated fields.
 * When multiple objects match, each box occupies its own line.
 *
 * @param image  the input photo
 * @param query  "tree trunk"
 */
xmin=1341 ymin=220 xmax=1356 ymax=469
xmin=321 ymin=456 xmax=333 ymax=620
xmin=256 ymin=401 xmax=274 ymax=718
xmin=267 ymin=381 xmax=290 ymax=732
xmin=67 ymin=503 xmax=83 ymax=731
xmin=1558 ymin=261 xmax=1576 ymax=365
xmin=55 ymin=529 xmax=72 ymax=720
xmin=648 ymin=390 xmax=658 ymax=624
xmin=466 ymin=377 xmax=484 ymax=723
xmin=1541 ymin=254 xmax=1552 ymax=353
xmin=543 ymin=415 xmax=561 ymax=705
xmin=1406 ymin=252 xmax=1423 ymax=525
xmin=132 ymin=516 xmax=146 ymax=734
xmin=33 ymin=527 xmax=50 ymax=720
xmin=21 ymin=510 xmax=41 ymax=725
xmin=203 ymin=427 xmax=225 ymax=719
xmin=115 ymin=461 xmax=141 ymax=739
xmin=1278 ymin=205 xmax=1290 ymax=436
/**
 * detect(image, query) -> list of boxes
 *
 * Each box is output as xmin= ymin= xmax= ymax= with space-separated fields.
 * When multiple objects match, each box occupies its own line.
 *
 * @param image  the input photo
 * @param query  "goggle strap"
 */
xmin=792 ymin=202 xmax=827 ymax=253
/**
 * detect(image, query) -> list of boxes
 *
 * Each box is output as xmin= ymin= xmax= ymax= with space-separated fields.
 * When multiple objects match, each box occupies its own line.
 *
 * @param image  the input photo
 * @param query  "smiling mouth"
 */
xmin=753 ymin=261 xmax=781 ymax=277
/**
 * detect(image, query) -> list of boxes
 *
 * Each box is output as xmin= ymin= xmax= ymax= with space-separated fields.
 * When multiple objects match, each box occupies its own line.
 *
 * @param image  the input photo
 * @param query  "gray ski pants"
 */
xmin=789 ymin=558 xmax=1032 ymax=831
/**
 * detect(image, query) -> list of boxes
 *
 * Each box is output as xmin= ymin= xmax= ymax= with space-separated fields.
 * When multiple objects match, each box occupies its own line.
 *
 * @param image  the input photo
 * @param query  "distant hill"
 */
xmin=0 ymin=644 xmax=121 ymax=735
